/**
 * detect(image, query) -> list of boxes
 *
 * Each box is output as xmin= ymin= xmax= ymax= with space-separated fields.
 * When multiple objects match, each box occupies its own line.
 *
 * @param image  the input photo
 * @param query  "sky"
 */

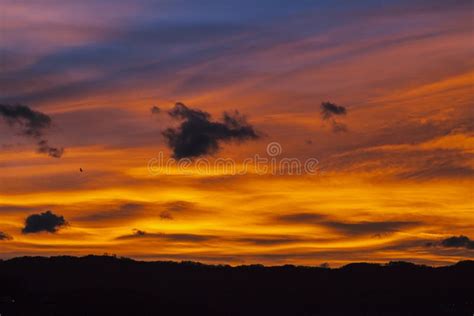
xmin=0 ymin=0 xmax=473 ymax=266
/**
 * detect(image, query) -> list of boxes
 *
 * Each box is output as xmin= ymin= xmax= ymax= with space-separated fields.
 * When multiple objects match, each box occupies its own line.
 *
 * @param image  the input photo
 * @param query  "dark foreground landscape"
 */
xmin=0 ymin=256 xmax=473 ymax=316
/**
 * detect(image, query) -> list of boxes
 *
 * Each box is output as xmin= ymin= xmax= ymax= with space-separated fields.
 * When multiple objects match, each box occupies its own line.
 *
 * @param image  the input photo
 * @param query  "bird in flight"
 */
xmin=79 ymin=168 xmax=83 ymax=172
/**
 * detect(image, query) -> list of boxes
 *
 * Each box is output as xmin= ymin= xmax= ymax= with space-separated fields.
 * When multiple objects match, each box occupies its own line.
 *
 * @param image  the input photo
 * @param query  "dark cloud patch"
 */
xmin=116 ymin=229 xmax=216 ymax=242
xmin=151 ymin=106 xmax=161 ymax=114
xmin=0 ymin=231 xmax=13 ymax=240
xmin=440 ymin=235 xmax=474 ymax=249
xmin=162 ymin=102 xmax=259 ymax=159
xmin=37 ymin=139 xmax=64 ymax=158
xmin=0 ymin=104 xmax=51 ymax=136
xmin=0 ymin=104 xmax=64 ymax=158
xmin=319 ymin=102 xmax=348 ymax=134
xmin=115 ymin=229 xmax=155 ymax=240
xmin=132 ymin=229 xmax=147 ymax=237
xmin=22 ymin=210 xmax=68 ymax=234
xmin=159 ymin=211 xmax=173 ymax=220
xmin=320 ymin=102 xmax=347 ymax=120
xmin=424 ymin=241 xmax=436 ymax=248
xmin=322 ymin=220 xmax=420 ymax=236
xmin=274 ymin=213 xmax=326 ymax=225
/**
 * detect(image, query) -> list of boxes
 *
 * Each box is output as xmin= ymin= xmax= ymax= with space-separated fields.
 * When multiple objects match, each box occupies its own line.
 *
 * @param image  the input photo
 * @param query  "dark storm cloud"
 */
xmin=0 ymin=104 xmax=64 ymax=158
xmin=440 ymin=235 xmax=474 ymax=249
xmin=320 ymin=102 xmax=347 ymax=120
xmin=151 ymin=106 xmax=161 ymax=114
xmin=22 ymin=210 xmax=68 ymax=234
xmin=116 ymin=229 xmax=216 ymax=242
xmin=0 ymin=231 xmax=13 ymax=240
xmin=162 ymin=102 xmax=259 ymax=159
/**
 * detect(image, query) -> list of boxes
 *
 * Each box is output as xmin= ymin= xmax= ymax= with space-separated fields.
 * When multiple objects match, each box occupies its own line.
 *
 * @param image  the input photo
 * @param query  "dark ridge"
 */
xmin=0 ymin=255 xmax=473 ymax=316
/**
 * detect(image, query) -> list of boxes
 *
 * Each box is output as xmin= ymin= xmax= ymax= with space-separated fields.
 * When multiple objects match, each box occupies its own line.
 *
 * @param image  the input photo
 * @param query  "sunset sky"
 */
xmin=0 ymin=0 xmax=473 ymax=266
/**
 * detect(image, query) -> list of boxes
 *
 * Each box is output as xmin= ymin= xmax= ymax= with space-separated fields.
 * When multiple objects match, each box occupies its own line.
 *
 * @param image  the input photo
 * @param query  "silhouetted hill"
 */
xmin=0 ymin=256 xmax=473 ymax=315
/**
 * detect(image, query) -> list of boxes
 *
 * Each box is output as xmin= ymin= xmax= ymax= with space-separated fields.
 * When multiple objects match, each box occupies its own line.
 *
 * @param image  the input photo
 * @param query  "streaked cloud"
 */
xmin=116 ymin=229 xmax=217 ymax=242
xmin=74 ymin=203 xmax=146 ymax=224
xmin=322 ymin=220 xmax=421 ymax=236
